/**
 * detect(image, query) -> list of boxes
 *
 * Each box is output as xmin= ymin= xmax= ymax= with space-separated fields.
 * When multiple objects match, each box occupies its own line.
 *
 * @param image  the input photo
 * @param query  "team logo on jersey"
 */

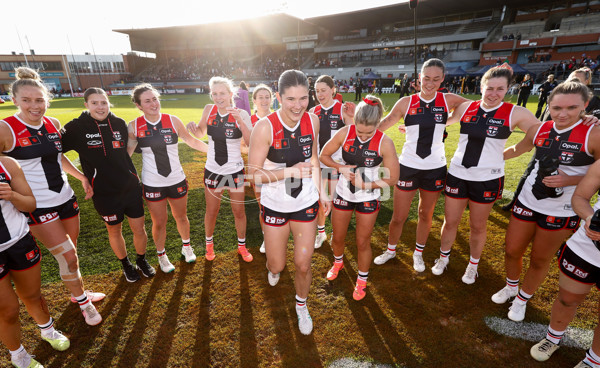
xmin=462 ymin=115 xmax=479 ymax=123
xmin=487 ymin=126 xmax=499 ymax=137
xmin=330 ymin=121 xmax=341 ymax=129
xmin=409 ymin=107 xmax=424 ymax=115
xmin=0 ymin=173 xmax=6 ymax=183
xmin=54 ymin=141 xmax=62 ymax=151
xmin=560 ymin=141 xmax=583 ymax=152
xmin=302 ymin=145 xmax=312 ymax=158
xmin=431 ymin=106 xmax=445 ymax=113
xmin=225 ymin=129 xmax=235 ymax=138
xmin=164 ymin=135 xmax=173 ymax=144
xmin=113 ymin=131 xmax=122 ymax=141
xmin=273 ymin=139 xmax=289 ymax=149
xmin=45 ymin=132 xmax=60 ymax=141
xmin=536 ymin=138 xmax=552 ymax=148
xmin=365 ymin=158 xmax=374 ymax=167
xmin=138 ymin=130 xmax=152 ymax=138
xmin=344 ymin=144 xmax=357 ymax=154
xmin=560 ymin=151 xmax=575 ymax=164
xmin=18 ymin=137 xmax=40 ymax=147
xmin=434 ymin=114 xmax=444 ymax=123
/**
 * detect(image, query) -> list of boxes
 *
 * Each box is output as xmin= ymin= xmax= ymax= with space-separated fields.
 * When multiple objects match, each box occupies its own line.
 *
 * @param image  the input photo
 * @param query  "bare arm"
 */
xmin=61 ymin=155 xmax=93 ymax=200
xmin=172 ymin=115 xmax=208 ymax=152
xmin=127 ymin=120 xmax=138 ymax=156
xmin=378 ymin=97 xmax=410 ymax=132
xmin=572 ymin=160 xmax=600 ymax=241
xmin=512 ymin=105 xmax=541 ymax=133
xmin=444 ymin=93 xmax=470 ymax=111
xmin=0 ymin=121 xmax=15 ymax=152
xmin=342 ymin=102 xmax=355 ymax=125
xmin=503 ymin=123 xmax=539 ymax=160
xmin=228 ymin=108 xmax=252 ymax=146
xmin=310 ymin=114 xmax=331 ymax=215
xmin=446 ymin=100 xmax=470 ymax=126
xmin=353 ymin=136 xmax=399 ymax=190
xmin=0 ymin=157 xmax=36 ymax=212
xmin=187 ymin=104 xmax=211 ymax=139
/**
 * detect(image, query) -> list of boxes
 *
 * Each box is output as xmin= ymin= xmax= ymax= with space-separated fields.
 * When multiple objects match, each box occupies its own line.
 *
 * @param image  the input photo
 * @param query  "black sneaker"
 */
xmin=122 ymin=262 xmax=141 ymax=283
xmin=136 ymin=257 xmax=156 ymax=278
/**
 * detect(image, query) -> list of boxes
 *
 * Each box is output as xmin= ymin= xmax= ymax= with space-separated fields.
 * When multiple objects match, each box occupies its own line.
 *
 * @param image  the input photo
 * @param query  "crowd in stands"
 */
xmin=538 ymin=54 xmax=600 ymax=81
xmin=137 ymin=54 xmax=301 ymax=82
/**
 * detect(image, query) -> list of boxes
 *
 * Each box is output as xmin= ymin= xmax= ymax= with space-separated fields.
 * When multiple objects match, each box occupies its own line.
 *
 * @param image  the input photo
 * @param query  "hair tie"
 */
xmin=363 ymin=98 xmax=378 ymax=106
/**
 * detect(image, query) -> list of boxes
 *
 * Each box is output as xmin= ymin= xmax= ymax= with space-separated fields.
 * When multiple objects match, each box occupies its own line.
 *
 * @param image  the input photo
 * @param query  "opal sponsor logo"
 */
xmin=363 ymin=150 xmax=377 ymax=157
xmin=86 ymin=133 xmax=101 ymax=139
xmin=299 ymin=135 xmax=313 ymax=144
xmin=487 ymin=118 xmax=504 ymax=126
xmin=46 ymin=132 xmax=60 ymax=141
xmin=431 ymin=106 xmax=445 ymax=113
xmin=560 ymin=141 xmax=582 ymax=152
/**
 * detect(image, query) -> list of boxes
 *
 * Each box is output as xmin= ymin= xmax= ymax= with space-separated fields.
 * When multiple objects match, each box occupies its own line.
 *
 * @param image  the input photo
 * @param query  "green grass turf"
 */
xmin=0 ymin=92 xmax=535 ymax=284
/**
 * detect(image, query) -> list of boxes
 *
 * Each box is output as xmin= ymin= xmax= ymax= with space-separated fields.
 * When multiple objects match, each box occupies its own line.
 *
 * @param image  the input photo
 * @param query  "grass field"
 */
xmin=0 ymin=93 xmax=597 ymax=367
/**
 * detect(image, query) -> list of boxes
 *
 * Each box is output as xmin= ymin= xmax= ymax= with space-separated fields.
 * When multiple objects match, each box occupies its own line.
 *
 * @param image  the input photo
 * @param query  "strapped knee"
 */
xmin=47 ymin=239 xmax=81 ymax=282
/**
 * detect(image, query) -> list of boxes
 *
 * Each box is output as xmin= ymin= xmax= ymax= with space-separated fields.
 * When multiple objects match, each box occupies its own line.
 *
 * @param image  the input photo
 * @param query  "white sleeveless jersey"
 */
xmin=205 ymin=105 xmax=251 ymax=175
xmin=314 ymin=101 xmax=344 ymax=168
xmin=518 ymin=120 xmax=595 ymax=217
xmin=449 ymin=101 xmax=515 ymax=181
xmin=2 ymin=115 xmax=74 ymax=208
xmin=260 ymin=111 xmax=319 ymax=212
xmin=566 ymin=199 xmax=600 ymax=268
xmin=134 ymin=114 xmax=186 ymax=187
xmin=399 ymin=92 xmax=448 ymax=170
xmin=0 ymin=161 xmax=29 ymax=251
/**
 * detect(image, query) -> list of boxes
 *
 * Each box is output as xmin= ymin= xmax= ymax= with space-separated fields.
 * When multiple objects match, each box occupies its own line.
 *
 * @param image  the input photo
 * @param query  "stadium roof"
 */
xmin=303 ymin=0 xmax=560 ymax=31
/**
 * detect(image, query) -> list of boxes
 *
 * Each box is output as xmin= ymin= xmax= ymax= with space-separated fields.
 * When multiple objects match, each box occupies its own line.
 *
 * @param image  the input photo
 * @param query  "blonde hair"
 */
xmin=355 ymin=95 xmax=384 ymax=127
xmin=548 ymin=79 xmax=592 ymax=104
xmin=209 ymin=76 xmax=235 ymax=106
xmin=10 ymin=67 xmax=51 ymax=99
xmin=569 ymin=67 xmax=592 ymax=85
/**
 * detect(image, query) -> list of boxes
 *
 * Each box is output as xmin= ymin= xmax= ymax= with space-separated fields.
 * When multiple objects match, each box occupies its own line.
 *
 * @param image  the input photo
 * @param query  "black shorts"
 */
xmin=143 ymin=179 xmax=188 ymax=202
xmin=93 ymin=185 xmax=145 ymax=226
xmin=397 ymin=164 xmax=446 ymax=192
xmin=204 ymin=168 xmax=245 ymax=190
xmin=333 ymin=195 xmax=380 ymax=214
xmin=26 ymin=195 xmax=79 ymax=226
xmin=321 ymin=167 xmax=340 ymax=181
xmin=0 ymin=232 xmax=41 ymax=280
xmin=261 ymin=201 xmax=319 ymax=227
xmin=557 ymin=243 xmax=600 ymax=289
xmin=444 ymin=173 xmax=504 ymax=203
xmin=512 ymin=199 xmax=580 ymax=231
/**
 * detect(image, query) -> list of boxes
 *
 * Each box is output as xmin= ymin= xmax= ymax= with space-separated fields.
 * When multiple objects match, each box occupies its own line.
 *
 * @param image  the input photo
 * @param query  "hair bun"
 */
xmin=15 ymin=67 xmax=41 ymax=81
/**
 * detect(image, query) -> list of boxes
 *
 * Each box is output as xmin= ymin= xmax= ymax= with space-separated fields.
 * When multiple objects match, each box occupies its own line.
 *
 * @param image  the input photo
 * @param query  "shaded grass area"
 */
xmin=0 ymin=94 xmax=596 ymax=367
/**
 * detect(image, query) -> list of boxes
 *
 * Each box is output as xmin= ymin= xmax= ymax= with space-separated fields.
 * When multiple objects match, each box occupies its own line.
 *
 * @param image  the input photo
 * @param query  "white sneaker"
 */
xmin=296 ymin=305 xmax=313 ymax=335
xmin=530 ymin=338 xmax=560 ymax=362
xmin=181 ymin=245 xmax=197 ymax=263
xmin=41 ymin=329 xmax=70 ymax=351
xmin=158 ymin=254 xmax=175 ymax=273
xmin=82 ymin=303 xmax=102 ymax=326
xmin=508 ymin=300 xmax=527 ymax=322
xmin=374 ymin=251 xmax=396 ymax=265
xmin=431 ymin=256 xmax=449 ymax=276
xmin=267 ymin=262 xmax=280 ymax=286
xmin=412 ymin=252 xmax=425 ymax=272
xmin=259 ymin=241 xmax=265 ymax=254
xmin=461 ymin=264 xmax=478 ymax=284
xmin=491 ymin=285 xmax=519 ymax=304
xmin=314 ymin=233 xmax=326 ymax=249
xmin=11 ymin=350 xmax=43 ymax=368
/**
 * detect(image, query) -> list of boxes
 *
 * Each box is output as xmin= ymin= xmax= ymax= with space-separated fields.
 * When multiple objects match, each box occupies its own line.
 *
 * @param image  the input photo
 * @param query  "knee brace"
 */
xmin=47 ymin=239 xmax=81 ymax=282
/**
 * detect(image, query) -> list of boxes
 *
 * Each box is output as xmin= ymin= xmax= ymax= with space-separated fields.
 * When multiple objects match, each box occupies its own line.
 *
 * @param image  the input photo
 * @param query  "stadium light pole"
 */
xmin=410 ymin=0 xmax=418 ymax=88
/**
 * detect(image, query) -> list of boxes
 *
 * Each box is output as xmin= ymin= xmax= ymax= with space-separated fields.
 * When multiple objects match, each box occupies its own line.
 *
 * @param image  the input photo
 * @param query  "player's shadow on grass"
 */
xmin=192 ymin=260 xmax=213 ymax=368
xmin=259 ymin=253 xmax=323 ymax=367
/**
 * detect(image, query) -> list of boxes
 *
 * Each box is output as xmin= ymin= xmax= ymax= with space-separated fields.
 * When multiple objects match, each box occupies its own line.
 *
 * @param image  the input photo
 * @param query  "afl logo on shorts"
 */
xmin=560 ymin=151 xmax=575 ymax=164
xmin=302 ymin=145 xmax=312 ymax=158
xmin=434 ymin=114 xmax=444 ymax=123
xmin=487 ymin=126 xmax=499 ymax=137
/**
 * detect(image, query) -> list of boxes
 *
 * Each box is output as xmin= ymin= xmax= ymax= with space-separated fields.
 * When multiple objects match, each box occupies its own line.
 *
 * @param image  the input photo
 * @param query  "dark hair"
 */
xmin=278 ymin=70 xmax=309 ymax=95
xmin=548 ymin=80 xmax=592 ymax=104
xmin=84 ymin=87 xmax=108 ymax=102
xmin=239 ymin=81 xmax=248 ymax=90
xmin=10 ymin=66 xmax=51 ymax=99
xmin=481 ymin=65 xmax=514 ymax=87
xmin=315 ymin=75 xmax=336 ymax=98
xmin=131 ymin=83 xmax=159 ymax=105
xmin=421 ymin=58 xmax=445 ymax=74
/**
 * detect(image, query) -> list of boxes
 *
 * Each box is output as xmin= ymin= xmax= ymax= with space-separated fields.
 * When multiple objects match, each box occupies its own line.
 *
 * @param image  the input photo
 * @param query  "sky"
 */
xmin=2 ymin=0 xmax=406 ymax=56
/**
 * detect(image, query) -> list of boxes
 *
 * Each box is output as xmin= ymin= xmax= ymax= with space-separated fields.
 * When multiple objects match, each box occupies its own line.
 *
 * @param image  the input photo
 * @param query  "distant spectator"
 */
xmin=354 ymin=81 xmax=363 ymax=101
xmin=535 ymin=74 xmax=557 ymax=118
xmin=508 ymin=33 xmax=515 ymax=40
xmin=234 ymin=81 xmax=251 ymax=115
xmin=516 ymin=32 xmax=522 ymax=40
xmin=502 ymin=34 xmax=508 ymax=41
xmin=516 ymin=74 xmax=533 ymax=107
xmin=307 ymin=77 xmax=317 ymax=110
